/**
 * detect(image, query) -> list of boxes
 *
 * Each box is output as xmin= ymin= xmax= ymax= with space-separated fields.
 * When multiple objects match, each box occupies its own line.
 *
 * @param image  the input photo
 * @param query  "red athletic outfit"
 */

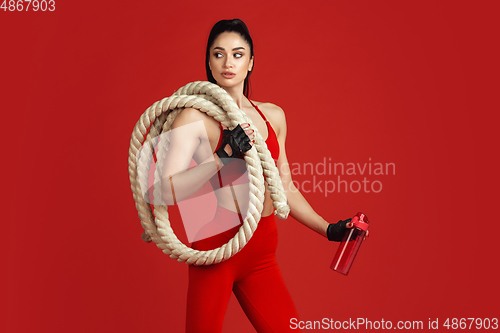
xmin=186 ymin=102 xmax=299 ymax=332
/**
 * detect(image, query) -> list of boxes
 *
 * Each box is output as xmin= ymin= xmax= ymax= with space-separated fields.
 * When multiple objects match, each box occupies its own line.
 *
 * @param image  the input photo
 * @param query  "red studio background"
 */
xmin=2 ymin=1 xmax=499 ymax=332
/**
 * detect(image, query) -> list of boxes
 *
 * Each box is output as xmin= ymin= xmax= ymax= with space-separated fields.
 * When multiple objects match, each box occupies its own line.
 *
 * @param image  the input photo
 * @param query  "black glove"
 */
xmin=327 ymin=218 xmax=353 ymax=242
xmin=216 ymin=124 xmax=252 ymax=165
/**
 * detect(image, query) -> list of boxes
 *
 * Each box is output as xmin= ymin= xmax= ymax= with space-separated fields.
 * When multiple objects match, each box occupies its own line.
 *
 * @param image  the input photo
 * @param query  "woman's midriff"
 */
xmin=213 ymin=181 xmax=275 ymax=217
xmin=191 ymin=205 xmax=277 ymax=253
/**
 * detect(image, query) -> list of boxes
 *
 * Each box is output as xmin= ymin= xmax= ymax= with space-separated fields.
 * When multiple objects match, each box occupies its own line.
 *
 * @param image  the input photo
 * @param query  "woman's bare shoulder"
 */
xmin=251 ymin=101 xmax=287 ymax=138
xmin=251 ymin=101 xmax=286 ymax=123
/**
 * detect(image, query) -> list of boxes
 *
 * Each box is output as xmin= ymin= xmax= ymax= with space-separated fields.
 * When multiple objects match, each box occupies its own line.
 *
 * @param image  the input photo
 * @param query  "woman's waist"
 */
xmin=191 ymin=205 xmax=277 ymax=251
xmin=214 ymin=205 xmax=277 ymax=227
xmin=214 ymin=184 xmax=275 ymax=217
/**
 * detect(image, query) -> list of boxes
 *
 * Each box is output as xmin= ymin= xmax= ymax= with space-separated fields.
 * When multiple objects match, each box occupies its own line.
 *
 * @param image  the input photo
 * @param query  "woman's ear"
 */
xmin=248 ymin=56 xmax=254 ymax=72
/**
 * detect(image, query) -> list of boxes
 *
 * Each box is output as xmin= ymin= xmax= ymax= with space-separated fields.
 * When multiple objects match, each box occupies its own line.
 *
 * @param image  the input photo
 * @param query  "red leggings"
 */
xmin=186 ymin=206 xmax=300 ymax=332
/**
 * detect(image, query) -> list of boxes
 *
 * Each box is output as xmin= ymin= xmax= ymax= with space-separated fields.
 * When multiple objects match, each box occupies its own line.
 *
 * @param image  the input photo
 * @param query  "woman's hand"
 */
xmin=326 ymin=218 xmax=352 ymax=242
xmin=327 ymin=215 xmax=370 ymax=241
xmin=216 ymin=123 xmax=255 ymax=164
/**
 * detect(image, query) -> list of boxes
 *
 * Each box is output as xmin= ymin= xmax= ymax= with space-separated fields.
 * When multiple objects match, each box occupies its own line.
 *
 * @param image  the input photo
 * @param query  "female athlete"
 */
xmin=160 ymin=19 xmax=363 ymax=333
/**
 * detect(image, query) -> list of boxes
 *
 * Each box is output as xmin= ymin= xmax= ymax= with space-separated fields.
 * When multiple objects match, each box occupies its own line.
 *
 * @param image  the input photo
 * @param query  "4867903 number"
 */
xmin=1 ymin=0 xmax=55 ymax=11
xmin=443 ymin=318 xmax=498 ymax=330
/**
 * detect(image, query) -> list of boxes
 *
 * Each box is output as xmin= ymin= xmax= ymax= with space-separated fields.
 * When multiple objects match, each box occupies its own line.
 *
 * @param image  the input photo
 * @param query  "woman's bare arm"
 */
xmin=159 ymin=108 xmax=222 ymax=205
xmin=267 ymin=104 xmax=351 ymax=238
xmin=157 ymin=108 xmax=254 ymax=205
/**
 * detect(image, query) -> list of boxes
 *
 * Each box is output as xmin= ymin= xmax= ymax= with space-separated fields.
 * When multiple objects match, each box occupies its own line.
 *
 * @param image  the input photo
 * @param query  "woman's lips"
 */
xmin=222 ymin=72 xmax=236 ymax=79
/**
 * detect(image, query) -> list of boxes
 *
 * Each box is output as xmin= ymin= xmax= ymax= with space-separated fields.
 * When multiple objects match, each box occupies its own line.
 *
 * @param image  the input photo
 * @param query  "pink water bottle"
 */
xmin=331 ymin=212 xmax=369 ymax=275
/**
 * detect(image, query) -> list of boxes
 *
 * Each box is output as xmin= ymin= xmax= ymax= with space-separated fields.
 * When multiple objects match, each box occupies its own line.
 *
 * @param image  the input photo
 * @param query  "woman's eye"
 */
xmin=234 ymin=53 xmax=243 ymax=58
xmin=214 ymin=53 xmax=223 ymax=58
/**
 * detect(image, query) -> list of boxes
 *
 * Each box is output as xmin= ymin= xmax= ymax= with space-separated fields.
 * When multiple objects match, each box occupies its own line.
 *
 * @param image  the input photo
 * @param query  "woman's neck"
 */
xmin=220 ymin=83 xmax=249 ymax=109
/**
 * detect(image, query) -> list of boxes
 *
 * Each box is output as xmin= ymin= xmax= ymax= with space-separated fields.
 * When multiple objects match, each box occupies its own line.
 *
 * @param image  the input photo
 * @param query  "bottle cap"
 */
xmin=352 ymin=212 xmax=369 ymax=231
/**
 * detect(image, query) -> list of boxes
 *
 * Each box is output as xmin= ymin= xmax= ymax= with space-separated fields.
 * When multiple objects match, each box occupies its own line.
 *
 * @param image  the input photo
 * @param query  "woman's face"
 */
xmin=209 ymin=32 xmax=254 ymax=90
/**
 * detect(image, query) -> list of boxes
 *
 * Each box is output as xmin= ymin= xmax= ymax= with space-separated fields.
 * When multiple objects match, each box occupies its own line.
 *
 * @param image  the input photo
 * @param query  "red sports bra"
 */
xmin=209 ymin=101 xmax=280 ymax=189
xmin=249 ymin=100 xmax=280 ymax=161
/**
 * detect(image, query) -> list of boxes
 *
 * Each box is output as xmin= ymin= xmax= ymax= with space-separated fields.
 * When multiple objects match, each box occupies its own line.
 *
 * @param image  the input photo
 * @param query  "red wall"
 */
xmin=3 ymin=1 xmax=498 ymax=332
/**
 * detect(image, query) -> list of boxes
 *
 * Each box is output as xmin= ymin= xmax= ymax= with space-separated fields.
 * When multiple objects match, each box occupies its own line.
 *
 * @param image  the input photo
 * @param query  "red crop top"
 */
xmin=209 ymin=101 xmax=280 ymax=190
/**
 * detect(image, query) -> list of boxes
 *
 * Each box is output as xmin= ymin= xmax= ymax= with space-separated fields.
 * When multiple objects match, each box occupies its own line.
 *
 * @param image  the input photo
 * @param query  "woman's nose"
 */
xmin=224 ymin=58 xmax=233 ymax=68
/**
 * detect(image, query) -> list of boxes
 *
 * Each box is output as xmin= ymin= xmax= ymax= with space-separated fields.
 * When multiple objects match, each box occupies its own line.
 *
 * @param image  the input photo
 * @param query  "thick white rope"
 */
xmin=128 ymin=81 xmax=290 ymax=265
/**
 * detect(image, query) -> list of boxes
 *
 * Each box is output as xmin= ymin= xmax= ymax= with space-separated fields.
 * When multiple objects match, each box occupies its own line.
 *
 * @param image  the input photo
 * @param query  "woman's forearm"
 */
xmin=160 ymin=154 xmax=222 ymax=205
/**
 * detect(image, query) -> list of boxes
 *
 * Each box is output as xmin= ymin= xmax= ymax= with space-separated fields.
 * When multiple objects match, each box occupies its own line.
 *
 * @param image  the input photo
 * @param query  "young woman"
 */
xmin=161 ymin=19 xmax=362 ymax=333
